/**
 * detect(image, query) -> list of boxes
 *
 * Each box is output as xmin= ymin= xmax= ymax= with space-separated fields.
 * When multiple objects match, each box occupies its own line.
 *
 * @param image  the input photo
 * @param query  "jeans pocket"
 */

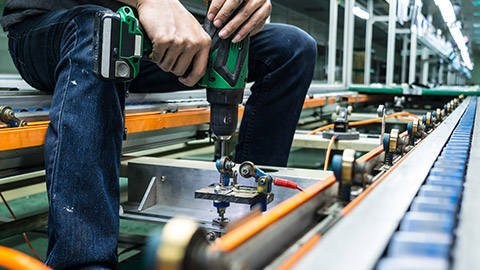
xmin=8 ymin=34 xmax=45 ymax=90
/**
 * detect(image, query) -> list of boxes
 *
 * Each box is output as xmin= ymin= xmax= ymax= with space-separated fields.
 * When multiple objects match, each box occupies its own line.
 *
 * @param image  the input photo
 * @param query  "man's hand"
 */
xmin=136 ymin=0 xmax=211 ymax=86
xmin=207 ymin=0 xmax=272 ymax=43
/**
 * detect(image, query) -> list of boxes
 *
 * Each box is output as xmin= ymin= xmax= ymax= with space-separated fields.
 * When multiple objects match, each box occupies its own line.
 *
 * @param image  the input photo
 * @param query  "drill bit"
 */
xmin=220 ymin=139 xmax=226 ymax=157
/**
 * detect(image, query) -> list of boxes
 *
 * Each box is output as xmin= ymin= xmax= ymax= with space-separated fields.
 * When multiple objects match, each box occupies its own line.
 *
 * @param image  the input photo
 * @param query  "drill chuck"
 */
xmin=207 ymin=88 xmax=244 ymax=138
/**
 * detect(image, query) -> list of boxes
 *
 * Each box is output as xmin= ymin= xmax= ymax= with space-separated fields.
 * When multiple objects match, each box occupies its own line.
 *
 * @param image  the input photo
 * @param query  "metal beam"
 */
xmin=292 ymin=133 xmax=380 ymax=152
xmin=396 ymin=28 xmax=410 ymax=34
xmin=364 ymin=0 xmax=374 ymax=85
xmin=372 ymin=16 xmax=389 ymax=22
xmin=438 ymin=63 xmax=444 ymax=84
xmin=343 ymin=0 xmax=355 ymax=88
xmin=408 ymin=26 xmax=418 ymax=84
xmin=421 ymin=48 xmax=429 ymax=85
xmin=0 ymin=212 xmax=48 ymax=240
xmin=327 ymin=0 xmax=338 ymax=85
xmin=401 ymin=36 xmax=408 ymax=83
xmin=386 ymin=0 xmax=397 ymax=85
xmin=447 ymin=68 xmax=453 ymax=85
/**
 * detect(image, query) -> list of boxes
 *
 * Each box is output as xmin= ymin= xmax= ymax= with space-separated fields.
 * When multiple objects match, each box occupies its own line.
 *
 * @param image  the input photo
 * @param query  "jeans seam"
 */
xmin=242 ymin=73 xmax=271 ymax=160
xmin=48 ymin=19 xmax=79 ymax=201
xmin=45 ymin=19 xmax=79 ymax=266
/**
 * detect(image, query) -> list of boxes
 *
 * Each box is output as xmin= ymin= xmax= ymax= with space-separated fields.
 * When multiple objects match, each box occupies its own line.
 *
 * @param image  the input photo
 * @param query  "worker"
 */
xmin=1 ymin=0 xmax=316 ymax=268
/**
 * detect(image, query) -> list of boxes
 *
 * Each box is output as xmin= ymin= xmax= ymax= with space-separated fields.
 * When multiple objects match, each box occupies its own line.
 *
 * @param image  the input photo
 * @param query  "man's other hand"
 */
xmin=137 ymin=0 xmax=211 ymax=86
xmin=207 ymin=0 xmax=272 ymax=43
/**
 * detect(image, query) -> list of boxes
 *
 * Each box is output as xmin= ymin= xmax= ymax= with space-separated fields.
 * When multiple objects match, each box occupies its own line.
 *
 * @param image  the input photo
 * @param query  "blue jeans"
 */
xmin=7 ymin=5 xmax=316 ymax=269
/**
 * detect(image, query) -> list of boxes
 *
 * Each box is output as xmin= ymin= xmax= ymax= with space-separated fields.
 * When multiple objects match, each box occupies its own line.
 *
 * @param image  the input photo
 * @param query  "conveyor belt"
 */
xmin=292 ymin=96 xmax=473 ymax=270
xmin=350 ymin=85 xmax=480 ymax=96
xmin=377 ymin=97 xmax=476 ymax=269
xmin=453 ymin=95 xmax=480 ymax=270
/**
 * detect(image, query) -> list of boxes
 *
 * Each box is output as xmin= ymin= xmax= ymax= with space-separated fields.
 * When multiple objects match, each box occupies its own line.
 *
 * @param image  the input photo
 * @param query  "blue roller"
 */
xmin=377 ymin=257 xmax=448 ymax=270
xmin=388 ymin=231 xmax=452 ymax=258
xmin=410 ymin=196 xmax=457 ymax=214
xmin=419 ymin=185 xmax=460 ymax=204
xmin=429 ymin=168 xmax=464 ymax=178
xmin=400 ymin=212 xmax=455 ymax=234
xmin=381 ymin=97 xmax=476 ymax=269
xmin=332 ymin=154 xmax=343 ymax=182
xmin=383 ymin=134 xmax=390 ymax=152
xmin=426 ymin=177 xmax=463 ymax=189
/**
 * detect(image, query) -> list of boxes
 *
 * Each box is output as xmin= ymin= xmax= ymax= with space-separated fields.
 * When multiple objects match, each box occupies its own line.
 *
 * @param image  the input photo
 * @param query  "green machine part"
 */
xmin=198 ymin=19 xmax=250 ymax=138
xmin=98 ymin=6 xmax=249 ymax=138
xmin=116 ymin=6 xmax=152 ymax=79
xmin=112 ymin=6 xmax=248 ymax=90
xmin=199 ymin=37 xmax=249 ymax=90
xmin=93 ymin=6 xmax=153 ymax=81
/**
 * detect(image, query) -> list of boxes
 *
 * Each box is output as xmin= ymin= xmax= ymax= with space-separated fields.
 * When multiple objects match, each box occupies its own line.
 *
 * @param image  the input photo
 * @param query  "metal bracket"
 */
xmin=137 ymin=176 xmax=157 ymax=211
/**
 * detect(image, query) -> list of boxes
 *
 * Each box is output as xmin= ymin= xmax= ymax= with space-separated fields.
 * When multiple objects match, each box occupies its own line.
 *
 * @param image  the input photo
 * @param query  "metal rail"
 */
xmin=0 ymin=93 xmax=382 ymax=152
xmin=292 ymin=97 xmax=471 ymax=269
xmin=453 ymin=99 xmax=480 ymax=269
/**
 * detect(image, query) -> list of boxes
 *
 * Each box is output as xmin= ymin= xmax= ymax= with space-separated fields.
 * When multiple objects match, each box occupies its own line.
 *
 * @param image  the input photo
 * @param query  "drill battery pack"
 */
xmin=93 ymin=6 xmax=147 ymax=81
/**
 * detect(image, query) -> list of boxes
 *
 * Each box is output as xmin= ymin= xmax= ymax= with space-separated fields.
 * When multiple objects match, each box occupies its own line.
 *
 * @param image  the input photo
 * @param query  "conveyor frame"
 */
xmin=292 ymin=96 xmax=472 ymax=269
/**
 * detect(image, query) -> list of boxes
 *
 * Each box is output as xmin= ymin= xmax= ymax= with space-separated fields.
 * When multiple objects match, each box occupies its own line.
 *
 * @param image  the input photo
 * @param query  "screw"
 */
xmin=161 ymin=176 xmax=165 ymax=182
xmin=206 ymin=232 xmax=217 ymax=241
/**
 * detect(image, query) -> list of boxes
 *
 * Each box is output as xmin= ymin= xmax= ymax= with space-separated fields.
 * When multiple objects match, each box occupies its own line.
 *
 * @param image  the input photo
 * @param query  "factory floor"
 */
xmin=0 ymin=178 xmax=155 ymax=269
xmin=0 ymin=146 xmax=336 ymax=268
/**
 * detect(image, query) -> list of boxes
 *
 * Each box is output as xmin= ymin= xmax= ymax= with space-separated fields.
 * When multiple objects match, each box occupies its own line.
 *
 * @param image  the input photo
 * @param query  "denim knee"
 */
xmin=264 ymin=23 xmax=317 ymax=69
xmin=59 ymin=5 xmax=110 ymax=58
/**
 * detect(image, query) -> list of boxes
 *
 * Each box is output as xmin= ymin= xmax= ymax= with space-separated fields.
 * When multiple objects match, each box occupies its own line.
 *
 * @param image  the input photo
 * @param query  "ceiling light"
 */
xmin=434 ymin=0 xmax=457 ymax=25
xmin=434 ymin=0 xmax=474 ymax=70
xmin=450 ymin=27 xmax=467 ymax=51
xmin=353 ymin=6 xmax=370 ymax=20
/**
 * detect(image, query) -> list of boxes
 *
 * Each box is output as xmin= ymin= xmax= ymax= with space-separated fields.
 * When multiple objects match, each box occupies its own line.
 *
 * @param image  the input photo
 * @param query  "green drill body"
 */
xmin=199 ymin=40 xmax=248 ymax=90
xmin=93 ymin=6 xmax=249 ymax=139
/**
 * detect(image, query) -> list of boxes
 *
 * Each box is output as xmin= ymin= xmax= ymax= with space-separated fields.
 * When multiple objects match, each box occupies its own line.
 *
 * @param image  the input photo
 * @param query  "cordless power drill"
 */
xmin=93 ymin=6 xmax=249 ymax=145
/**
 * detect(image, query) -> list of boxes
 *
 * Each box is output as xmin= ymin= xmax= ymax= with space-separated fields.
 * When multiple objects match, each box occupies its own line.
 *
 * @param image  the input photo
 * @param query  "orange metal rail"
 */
xmin=0 ymin=108 xmax=219 ymax=152
xmin=0 ymin=94 xmax=381 ymax=152
xmin=276 ymin=234 xmax=321 ymax=270
xmin=213 ymin=175 xmax=336 ymax=253
xmin=342 ymin=93 xmax=383 ymax=104
xmin=308 ymin=112 xmax=420 ymax=135
xmin=303 ymin=97 xmax=326 ymax=108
